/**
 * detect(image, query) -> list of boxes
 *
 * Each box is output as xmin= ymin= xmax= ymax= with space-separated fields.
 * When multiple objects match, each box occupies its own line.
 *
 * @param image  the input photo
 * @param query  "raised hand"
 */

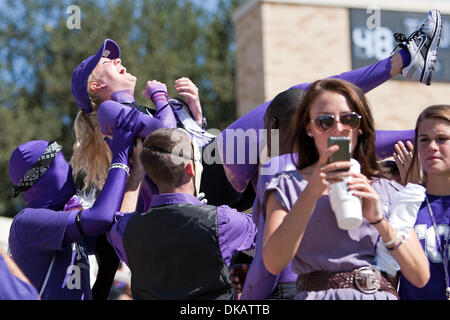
xmin=347 ymin=171 xmax=383 ymax=223
xmin=393 ymin=140 xmax=418 ymax=184
xmin=306 ymin=145 xmax=352 ymax=199
xmin=174 ymin=77 xmax=203 ymax=123
xmin=142 ymin=80 xmax=168 ymax=103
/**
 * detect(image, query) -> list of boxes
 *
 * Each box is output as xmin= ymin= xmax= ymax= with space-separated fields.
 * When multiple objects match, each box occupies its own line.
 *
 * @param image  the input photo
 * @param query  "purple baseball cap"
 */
xmin=71 ymin=39 xmax=121 ymax=113
xmin=9 ymin=140 xmax=76 ymax=208
xmin=9 ymin=140 xmax=49 ymax=186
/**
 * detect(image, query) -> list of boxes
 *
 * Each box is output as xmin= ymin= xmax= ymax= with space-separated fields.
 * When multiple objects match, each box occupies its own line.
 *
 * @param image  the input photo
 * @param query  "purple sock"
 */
xmin=398 ymin=48 xmax=411 ymax=68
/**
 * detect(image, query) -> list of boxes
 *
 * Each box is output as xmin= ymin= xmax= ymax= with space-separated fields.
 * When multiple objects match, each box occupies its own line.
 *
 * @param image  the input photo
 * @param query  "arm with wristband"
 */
xmin=142 ymin=80 xmax=175 ymax=125
xmin=370 ymin=183 xmax=430 ymax=288
xmin=63 ymin=108 xmax=144 ymax=244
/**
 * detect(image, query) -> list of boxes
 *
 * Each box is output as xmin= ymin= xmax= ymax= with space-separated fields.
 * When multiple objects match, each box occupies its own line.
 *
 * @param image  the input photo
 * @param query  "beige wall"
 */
xmin=234 ymin=4 xmax=265 ymax=118
xmin=366 ymin=81 xmax=450 ymax=130
xmin=234 ymin=0 xmax=450 ymax=130
xmin=262 ymin=4 xmax=351 ymax=104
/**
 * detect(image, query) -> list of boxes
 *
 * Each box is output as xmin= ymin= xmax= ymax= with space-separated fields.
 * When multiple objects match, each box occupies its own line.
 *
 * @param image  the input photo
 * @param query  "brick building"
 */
xmin=233 ymin=0 xmax=450 ymax=130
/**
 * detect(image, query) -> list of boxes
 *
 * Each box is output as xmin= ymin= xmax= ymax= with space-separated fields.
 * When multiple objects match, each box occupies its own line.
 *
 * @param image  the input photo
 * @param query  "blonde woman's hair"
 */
xmin=70 ymin=73 xmax=112 ymax=191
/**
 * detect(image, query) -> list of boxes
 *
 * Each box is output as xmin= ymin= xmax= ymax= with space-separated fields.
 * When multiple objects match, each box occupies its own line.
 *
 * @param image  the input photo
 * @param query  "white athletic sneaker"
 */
xmin=394 ymin=9 xmax=442 ymax=85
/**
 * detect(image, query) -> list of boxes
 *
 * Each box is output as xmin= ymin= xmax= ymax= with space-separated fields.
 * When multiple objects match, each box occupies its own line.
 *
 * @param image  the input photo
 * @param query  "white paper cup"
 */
xmin=328 ymin=159 xmax=363 ymax=230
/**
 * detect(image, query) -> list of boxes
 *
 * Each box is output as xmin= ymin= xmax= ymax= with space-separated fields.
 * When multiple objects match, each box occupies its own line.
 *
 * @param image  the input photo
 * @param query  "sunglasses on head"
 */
xmin=312 ymin=112 xmax=362 ymax=132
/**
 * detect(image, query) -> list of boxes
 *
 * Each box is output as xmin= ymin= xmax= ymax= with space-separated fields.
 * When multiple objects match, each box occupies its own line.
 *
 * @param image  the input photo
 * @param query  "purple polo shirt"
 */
xmin=108 ymin=193 xmax=256 ymax=267
xmin=0 ymin=254 xmax=39 ymax=300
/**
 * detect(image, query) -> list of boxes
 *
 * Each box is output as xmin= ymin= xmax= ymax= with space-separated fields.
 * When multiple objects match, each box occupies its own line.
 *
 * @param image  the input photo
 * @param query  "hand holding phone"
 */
xmin=327 ymin=137 xmax=363 ymax=230
xmin=327 ymin=136 xmax=351 ymax=164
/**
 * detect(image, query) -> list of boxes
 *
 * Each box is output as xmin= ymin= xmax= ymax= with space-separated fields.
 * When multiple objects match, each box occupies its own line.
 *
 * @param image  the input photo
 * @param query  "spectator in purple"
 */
xmin=392 ymin=105 xmax=450 ymax=300
xmin=262 ymin=78 xmax=430 ymax=300
xmin=107 ymin=128 xmax=256 ymax=300
xmin=8 ymin=109 xmax=143 ymax=300
xmin=232 ymin=87 xmax=426 ymax=300
xmin=234 ymin=89 xmax=303 ymax=299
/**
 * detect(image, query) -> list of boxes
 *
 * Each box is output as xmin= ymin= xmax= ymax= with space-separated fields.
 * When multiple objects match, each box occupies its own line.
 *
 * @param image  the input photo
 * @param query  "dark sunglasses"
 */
xmin=312 ymin=112 xmax=362 ymax=132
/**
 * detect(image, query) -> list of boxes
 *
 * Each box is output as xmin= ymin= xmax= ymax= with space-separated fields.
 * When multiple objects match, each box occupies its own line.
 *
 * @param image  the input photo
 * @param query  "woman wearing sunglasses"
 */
xmin=262 ymin=78 xmax=430 ymax=300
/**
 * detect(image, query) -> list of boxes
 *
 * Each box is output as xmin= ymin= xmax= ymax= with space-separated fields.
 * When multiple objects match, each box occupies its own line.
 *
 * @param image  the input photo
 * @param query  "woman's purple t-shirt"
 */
xmin=265 ymin=170 xmax=401 ymax=300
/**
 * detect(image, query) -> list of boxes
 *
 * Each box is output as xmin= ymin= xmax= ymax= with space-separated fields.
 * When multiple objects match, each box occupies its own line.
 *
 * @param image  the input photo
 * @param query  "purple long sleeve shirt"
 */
xmin=97 ymin=93 xmax=177 ymax=138
xmin=268 ymin=171 xmax=401 ymax=300
xmin=107 ymin=193 xmax=256 ymax=267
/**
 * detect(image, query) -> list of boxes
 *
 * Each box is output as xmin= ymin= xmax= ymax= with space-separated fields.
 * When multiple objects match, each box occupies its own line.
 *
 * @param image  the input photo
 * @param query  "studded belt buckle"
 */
xmin=354 ymin=266 xmax=381 ymax=294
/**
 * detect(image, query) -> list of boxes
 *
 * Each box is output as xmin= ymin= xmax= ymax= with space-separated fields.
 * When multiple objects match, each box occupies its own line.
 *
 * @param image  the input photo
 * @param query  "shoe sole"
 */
xmin=422 ymin=10 xmax=442 ymax=85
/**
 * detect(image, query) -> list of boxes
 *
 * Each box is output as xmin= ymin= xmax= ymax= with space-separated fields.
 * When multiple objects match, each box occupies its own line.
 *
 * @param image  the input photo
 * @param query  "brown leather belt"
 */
xmin=296 ymin=266 xmax=399 ymax=299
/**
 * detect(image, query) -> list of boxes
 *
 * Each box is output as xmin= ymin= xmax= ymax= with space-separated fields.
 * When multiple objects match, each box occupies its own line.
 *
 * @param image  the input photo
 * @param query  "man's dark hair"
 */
xmin=265 ymin=88 xmax=306 ymax=129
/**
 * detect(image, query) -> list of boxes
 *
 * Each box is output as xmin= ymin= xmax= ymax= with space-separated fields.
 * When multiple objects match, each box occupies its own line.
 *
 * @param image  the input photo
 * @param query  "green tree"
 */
xmin=0 ymin=0 xmax=244 ymax=217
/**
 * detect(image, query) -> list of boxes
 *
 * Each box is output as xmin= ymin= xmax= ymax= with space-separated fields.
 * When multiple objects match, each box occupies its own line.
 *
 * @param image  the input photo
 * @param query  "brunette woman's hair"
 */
xmin=289 ymin=78 xmax=381 ymax=179
xmin=405 ymin=104 xmax=450 ymax=185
